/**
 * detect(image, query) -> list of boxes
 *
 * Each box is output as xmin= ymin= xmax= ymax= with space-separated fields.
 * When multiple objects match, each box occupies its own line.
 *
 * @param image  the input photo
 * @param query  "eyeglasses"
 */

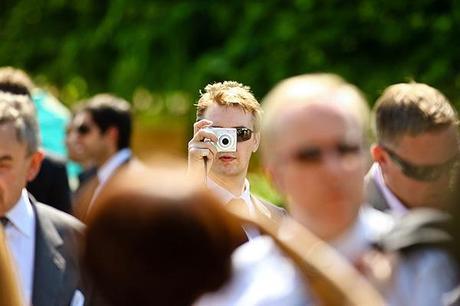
xmin=76 ymin=124 xmax=92 ymax=135
xmin=382 ymin=145 xmax=459 ymax=181
xmin=236 ymin=127 xmax=253 ymax=142
xmin=292 ymin=143 xmax=362 ymax=163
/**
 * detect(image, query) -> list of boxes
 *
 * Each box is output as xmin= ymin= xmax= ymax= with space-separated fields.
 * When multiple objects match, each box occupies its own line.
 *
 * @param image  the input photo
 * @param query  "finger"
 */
xmin=192 ymin=129 xmax=218 ymax=143
xmin=193 ymin=119 xmax=213 ymax=134
xmin=188 ymin=142 xmax=216 ymax=155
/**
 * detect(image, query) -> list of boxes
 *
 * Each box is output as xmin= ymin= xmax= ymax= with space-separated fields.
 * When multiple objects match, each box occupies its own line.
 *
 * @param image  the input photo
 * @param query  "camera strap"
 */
xmin=203 ymin=157 xmax=208 ymax=185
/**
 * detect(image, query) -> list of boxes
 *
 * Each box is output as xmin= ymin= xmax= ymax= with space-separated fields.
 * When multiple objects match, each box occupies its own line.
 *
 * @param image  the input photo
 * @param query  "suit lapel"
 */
xmin=250 ymin=194 xmax=280 ymax=229
xmin=32 ymin=202 xmax=66 ymax=306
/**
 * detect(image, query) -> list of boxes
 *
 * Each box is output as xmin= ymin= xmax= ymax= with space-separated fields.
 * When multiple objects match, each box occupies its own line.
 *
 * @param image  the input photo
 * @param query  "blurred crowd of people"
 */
xmin=0 ymin=66 xmax=459 ymax=306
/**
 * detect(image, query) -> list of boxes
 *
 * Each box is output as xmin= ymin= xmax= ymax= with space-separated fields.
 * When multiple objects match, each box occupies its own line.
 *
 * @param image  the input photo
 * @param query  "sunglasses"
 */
xmin=76 ymin=124 xmax=92 ymax=135
xmin=292 ymin=143 xmax=362 ymax=163
xmin=382 ymin=145 xmax=459 ymax=181
xmin=236 ymin=127 xmax=253 ymax=142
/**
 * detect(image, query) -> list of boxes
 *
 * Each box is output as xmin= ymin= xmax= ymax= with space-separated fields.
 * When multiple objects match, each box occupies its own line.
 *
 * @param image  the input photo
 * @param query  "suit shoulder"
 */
xmin=252 ymin=195 xmax=287 ymax=216
xmin=35 ymin=203 xmax=84 ymax=233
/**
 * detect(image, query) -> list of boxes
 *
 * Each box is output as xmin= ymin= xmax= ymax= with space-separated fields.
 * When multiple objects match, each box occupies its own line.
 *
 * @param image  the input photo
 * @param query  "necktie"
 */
xmin=0 ymin=221 xmax=23 ymax=306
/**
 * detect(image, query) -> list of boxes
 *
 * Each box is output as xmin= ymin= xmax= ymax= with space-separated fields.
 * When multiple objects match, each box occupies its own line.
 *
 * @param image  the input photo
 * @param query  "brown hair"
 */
xmin=81 ymin=94 xmax=132 ymax=150
xmin=82 ymin=164 xmax=244 ymax=306
xmin=196 ymin=81 xmax=262 ymax=131
xmin=373 ymin=83 xmax=458 ymax=146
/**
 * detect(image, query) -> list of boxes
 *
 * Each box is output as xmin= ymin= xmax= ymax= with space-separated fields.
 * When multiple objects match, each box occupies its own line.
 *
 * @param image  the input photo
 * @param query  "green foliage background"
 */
xmin=2 ymin=0 xmax=460 ymax=105
xmin=1 ymin=0 xmax=460 ymax=203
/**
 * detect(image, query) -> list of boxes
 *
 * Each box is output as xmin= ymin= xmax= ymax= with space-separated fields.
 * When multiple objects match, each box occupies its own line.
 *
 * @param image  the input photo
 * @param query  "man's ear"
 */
xmin=26 ymin=150 xmax=45 ymax=182
xmin=252 ymin=132 xmax=261 ymax=153
xmin=105 ymin=126 xmax=119 ymax=148
xmin=370 ymin=144 xmax=387 ymax=165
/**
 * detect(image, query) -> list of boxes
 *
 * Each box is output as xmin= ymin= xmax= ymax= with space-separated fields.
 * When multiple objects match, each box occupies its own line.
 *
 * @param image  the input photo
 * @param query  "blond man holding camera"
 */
xmin=187 ymin=81 xmax=285 ymax=239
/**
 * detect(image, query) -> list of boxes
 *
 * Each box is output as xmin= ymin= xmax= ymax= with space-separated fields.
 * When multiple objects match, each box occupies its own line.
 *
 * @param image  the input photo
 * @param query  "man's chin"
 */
xmin=213 ymin=166 xmax=244 ymax=178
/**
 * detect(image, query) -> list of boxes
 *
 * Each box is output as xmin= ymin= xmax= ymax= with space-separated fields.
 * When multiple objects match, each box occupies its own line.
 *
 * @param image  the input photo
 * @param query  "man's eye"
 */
xmin=0 ymin=163 xmax=11 ymax=169
xmin=295 ymin=148 xmax=322 ymax=162
xmin=337 ymin=144 xmax=360 ymax=155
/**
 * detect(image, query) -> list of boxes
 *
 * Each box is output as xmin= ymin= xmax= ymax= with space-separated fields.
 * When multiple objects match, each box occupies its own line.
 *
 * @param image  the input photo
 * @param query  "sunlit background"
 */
xmin=1 ymin=0 xmax=459 ymax=202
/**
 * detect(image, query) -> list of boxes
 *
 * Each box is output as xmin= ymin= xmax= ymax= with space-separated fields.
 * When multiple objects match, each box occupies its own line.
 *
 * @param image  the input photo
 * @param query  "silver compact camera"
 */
xmin=203 ymin=127 xmax=237 ymax=152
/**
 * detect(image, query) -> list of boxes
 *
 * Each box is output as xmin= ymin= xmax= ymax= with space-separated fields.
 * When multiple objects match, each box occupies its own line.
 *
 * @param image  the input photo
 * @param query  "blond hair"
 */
xmin=196 ymin=81 xmax=262 ymax=131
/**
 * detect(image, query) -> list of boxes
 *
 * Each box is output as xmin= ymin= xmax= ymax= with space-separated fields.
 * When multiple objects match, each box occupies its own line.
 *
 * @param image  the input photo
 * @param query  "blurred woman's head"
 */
xmin=81 ymin=163 xmax=244 ymax=306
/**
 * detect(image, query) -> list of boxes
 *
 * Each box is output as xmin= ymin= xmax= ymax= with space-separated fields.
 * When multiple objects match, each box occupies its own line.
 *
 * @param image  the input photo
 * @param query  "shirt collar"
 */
xmin=371 ymin=163 xmax=409 ymax=217
xmin=207 ymin=178 xmax=253 ymax=209
xmin=331 ymin=205 xmax=393 ymax=262
xmin=5 ymin=189 xmax=35 ymax=238
xmin=207 ymin=178 xmax=247 ymax=202
xmin=98 ymin=148 xmax=132 ymax=185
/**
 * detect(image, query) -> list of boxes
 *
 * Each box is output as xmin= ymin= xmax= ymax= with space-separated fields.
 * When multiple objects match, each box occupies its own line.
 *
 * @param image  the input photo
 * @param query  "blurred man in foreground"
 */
xmin=261 ymin=73 xmax=391 ymax=252
xmin=261 ymin=73 xmax=457 ymax=305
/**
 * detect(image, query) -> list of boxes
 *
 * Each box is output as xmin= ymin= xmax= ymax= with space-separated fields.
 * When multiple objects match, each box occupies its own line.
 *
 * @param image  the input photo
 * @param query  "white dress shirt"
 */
xmin=332 ymin=205 xmax=394 ymax=263
xmin=387 ymin=248 xmax=458 ymax=306
xmin=207 ymin=178 xmax=260 ymax=239
xmin=207 ymin=178 xmax=256 ymax=215
xmin=4 ymin=189 xmax=36 ymax=306
xmin=90 ymin=148 xmax=132 ymax=206
xmin=194 ymin=235 xmax=310 ymax=306
xmin=370 ymin=163 xmax=409 ymax=217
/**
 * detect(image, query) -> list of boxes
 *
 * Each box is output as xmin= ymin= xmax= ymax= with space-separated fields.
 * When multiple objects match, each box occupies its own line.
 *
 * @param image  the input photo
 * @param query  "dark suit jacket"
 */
xmin=28 ymin=153 xmax=72 ymax=213
xmin=32 ymin=199 xmax=85 ymax=306
xmin=74 ymin=157 xmax=145 ymax=223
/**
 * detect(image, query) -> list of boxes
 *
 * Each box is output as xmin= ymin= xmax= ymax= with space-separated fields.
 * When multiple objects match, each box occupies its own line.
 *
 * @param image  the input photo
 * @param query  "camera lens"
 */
xmin=219 ymin=135 xmax=231 ymax=148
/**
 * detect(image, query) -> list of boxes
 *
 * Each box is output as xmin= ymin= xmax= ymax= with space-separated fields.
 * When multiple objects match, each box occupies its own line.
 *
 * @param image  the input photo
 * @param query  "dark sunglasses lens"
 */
xmin=77 ymin=125 xmax=91 ymax=135
xmin=404 ymin=167 xmax=438 ymax=181
xmin=236 ymin=128 xmax=252 ymax=142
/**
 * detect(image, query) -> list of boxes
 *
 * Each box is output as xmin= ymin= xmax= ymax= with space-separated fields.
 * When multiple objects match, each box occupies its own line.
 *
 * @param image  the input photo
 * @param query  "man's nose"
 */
xmin=321 ymin=151 xmax=346 ymax=177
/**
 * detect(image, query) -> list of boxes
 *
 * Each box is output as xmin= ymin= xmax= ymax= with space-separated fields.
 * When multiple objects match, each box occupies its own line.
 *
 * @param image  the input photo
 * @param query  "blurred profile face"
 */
xmin=72 ymin=111 xmax=111 ymax=167
xmin=66 ymin=118 xmax=89 ymax=165
xmin=267 ymin=103 xmax=366 ymax=240
xmin=203 ymin=104 xmax=260 ymax=181
xmin=0 ymin=122 xmax=42 ymax=215
xmin=374 ymin=125 xmax=459 ymax=209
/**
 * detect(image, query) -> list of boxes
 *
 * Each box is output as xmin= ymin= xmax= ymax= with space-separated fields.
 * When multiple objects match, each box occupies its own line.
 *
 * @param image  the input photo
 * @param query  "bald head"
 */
xmin=260 ymin=73 xmax=371 ymax=241
xmin=262 ymin=73 xmax=369 ymax=157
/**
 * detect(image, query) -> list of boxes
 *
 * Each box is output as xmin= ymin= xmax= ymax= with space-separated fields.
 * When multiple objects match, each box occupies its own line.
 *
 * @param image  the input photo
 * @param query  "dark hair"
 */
xmin=82 ymin=94 xmax=132 ymax=150
xmin=82 ymin=165 xmax=244 ymax=306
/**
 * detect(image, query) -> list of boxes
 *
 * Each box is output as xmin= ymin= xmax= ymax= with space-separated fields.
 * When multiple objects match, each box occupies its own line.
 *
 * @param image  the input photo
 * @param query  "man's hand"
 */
xmin=187 ymin=119 xmax=218 ymax=179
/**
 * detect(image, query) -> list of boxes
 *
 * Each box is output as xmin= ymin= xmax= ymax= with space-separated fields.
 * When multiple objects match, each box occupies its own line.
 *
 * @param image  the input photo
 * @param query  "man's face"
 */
xmin=72 ymin=111 xmax=110 ymax=167
xmin=0 ymin=122 xmax=42 ymax=215
xmin=375 ymin=125 xmax=459 ymax=209
xmin=203 ymin=104 xmax=260 ymax=180
xmin=267 ymin=103 xmax=366 ymax=240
